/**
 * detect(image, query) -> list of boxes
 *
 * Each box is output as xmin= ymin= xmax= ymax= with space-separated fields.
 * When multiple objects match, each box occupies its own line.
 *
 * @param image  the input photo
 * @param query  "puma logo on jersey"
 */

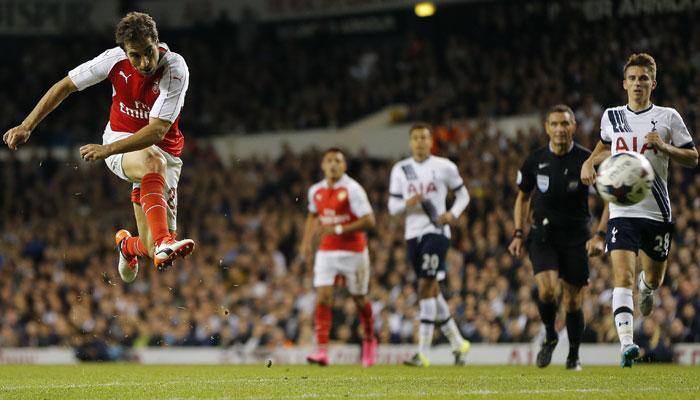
xmin=172 ymin=75 xmax=182 ymax=82
xmin=611 ymin=227 xmax=618 ymax=243
xmin=119 ymin=71 xmax=132 ymax=83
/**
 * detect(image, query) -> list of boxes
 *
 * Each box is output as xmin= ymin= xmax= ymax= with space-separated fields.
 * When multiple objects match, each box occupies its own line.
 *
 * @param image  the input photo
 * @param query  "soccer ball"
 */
xmin=596 ymin=152 xmax=654 ymax=206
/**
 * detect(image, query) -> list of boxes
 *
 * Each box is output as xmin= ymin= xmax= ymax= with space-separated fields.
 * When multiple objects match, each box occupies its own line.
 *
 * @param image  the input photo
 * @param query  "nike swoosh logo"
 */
xmin=538 ymin=163 xmax=549 ymax=169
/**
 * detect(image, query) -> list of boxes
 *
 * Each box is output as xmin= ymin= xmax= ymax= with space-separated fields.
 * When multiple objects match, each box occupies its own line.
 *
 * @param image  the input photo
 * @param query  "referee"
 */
xmin=508 ymin=104 xmax=608 ymax=371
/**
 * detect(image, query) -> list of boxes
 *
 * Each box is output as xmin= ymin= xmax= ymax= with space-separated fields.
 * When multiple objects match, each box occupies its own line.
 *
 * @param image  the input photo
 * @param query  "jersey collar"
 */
xmin=412 ymin=155 xmax=431 ymax=164
xmin=548 ymin=141 xmax=574 ymax=155
xmin=626 ymin=103 xmax=654 ymax=115
xmin=325 ymin=174 xmax=349 ymax=188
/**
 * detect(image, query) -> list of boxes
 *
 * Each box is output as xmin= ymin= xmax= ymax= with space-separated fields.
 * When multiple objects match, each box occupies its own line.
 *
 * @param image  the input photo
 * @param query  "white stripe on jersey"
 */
xmin=600 ymin=104 xmax=694 ymax=222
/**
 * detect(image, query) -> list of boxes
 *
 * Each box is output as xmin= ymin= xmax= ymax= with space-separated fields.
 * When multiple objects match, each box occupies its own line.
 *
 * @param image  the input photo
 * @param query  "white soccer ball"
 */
xmin=596 ymin=152 xmax=654 ymax=206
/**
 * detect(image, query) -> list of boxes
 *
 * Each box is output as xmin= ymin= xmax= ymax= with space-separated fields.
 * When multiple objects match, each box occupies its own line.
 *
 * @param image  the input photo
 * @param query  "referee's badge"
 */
xmin=536 ymin=174 xmax=549 ymax=192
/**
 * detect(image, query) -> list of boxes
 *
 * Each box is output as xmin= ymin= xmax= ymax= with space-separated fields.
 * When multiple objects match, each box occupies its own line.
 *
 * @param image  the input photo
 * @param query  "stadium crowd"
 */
xmin=1 ymin=121 xmax=698 ymax=361
xmin=1 ymin=8 xmax=699 ymax=141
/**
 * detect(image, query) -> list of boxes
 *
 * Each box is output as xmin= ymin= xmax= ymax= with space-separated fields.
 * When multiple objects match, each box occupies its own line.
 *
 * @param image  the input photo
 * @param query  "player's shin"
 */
xmin=140 ymin=173 xmax=171 ymax=245
xmin=123 ymin=236 xmax=149 ymax=258
xmin=418 ymin=298 xmax=437 ymax=355
xmin=565 ymin=310 xmax=584 ymax=360
xmin=612 ymin=287 xmax=634 ymax=348
xmin=314 ymin=303 xmax=332 ymax=352
xmin=536 ymin=299 xmax=558 ymax=342
xmin=436 ymin=293 xmax=464 ymax=350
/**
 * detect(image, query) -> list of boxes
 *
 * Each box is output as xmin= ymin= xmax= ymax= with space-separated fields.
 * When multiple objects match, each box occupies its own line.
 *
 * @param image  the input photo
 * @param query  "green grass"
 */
xmin=0 ymin=364 xmax=698 ymax=399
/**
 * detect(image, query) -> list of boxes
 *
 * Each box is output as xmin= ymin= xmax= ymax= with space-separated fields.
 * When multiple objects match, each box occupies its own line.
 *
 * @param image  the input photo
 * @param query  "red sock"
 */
xmin=315 ymin=303 xmax=332 ymax=348
xmin=122 ymin=236 xmax=149 ymax=258
xmin=359 ymin=302 xmax=375 ymax=340
xmin=140 ymin=173 xmax=170 ymax=245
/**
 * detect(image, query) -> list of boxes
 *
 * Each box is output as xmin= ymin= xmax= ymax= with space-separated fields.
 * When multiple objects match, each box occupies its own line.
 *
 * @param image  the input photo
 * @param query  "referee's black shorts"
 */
xmin=526 ymin=226 xmax=589 ymax=287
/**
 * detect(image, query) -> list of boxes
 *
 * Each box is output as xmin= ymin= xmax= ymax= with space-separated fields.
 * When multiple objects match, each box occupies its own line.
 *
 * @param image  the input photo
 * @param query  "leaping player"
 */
xmin=3 ymin=12 xmax=195 ymax=282
xmin=581 ymin=53 xmax=698 ymax=367
xmin=300 ymin=148 xmax=378 ymax=367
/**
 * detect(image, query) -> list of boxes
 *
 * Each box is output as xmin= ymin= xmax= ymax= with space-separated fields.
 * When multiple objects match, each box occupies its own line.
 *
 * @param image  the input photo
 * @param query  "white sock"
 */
xmin=436 ymin=293 xmax=465 ymax=351
xmin=638 ymin=271 xmax=654 ymax=294
xmin=612 ymin=287 xmax=634 ymax=349
xmin=418 ymin=298 xmax=437 ymax=355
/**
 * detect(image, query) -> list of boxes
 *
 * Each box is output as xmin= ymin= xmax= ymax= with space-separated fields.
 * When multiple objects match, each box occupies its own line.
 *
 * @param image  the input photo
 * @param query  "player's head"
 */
xmin=115 ymin=12 xmax=160 ymax=76
xmin=544 ymin=104 xmax=576 ymax=147
xmin=623 ymin=53 xmax=657 ymax=105
xmin=321 ymin=148 xmax=347 ymax=181
xmin=409 ymin=123 xmax=433 ymax=161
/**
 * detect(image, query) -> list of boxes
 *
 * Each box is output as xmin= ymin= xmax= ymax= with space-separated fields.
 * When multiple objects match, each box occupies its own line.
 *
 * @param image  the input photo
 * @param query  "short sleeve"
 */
xmin=389 ymin=164 xmax=404 ymax=199
xmin=517 ymin=154 xmax=535 ymax=193
xmin=307 ymin=186 xmax=318 ymax=214
xmin=150 ymin=54 xmax=189 ymax=122
xmin=348 ymin=184 xmax=373 ymax=218
xmin=445 ymin=160 xmax=464 ymax=191
xmin=669 ymin=109 xmax=695 ymax=149
xmin=68 ymin=47 xmax=124 ymax=91
xmin=600 ymin=110 xmax=613 ymax=145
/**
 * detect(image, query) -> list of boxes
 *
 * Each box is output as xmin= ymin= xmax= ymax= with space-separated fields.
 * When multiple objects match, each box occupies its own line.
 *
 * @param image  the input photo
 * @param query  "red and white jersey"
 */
xmin=308 ymin=174 xmax=373 ymax=252
xmin=68 ymin=43 xmax=189 ymax=157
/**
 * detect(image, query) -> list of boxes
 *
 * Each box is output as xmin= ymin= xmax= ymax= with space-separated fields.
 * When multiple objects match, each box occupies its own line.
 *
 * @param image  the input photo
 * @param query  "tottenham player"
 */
xmin=300 ymin=148 xmax=377 ymax=367
xmin=388 ymin=123 xmax=471 ymax=367
xmin=3 ymin=12 xmax=195 ymax=282
xmin=508 ymin=105 xmax=608 ymax=371
xmin=581 ymin=54 xmax=698 ymax=367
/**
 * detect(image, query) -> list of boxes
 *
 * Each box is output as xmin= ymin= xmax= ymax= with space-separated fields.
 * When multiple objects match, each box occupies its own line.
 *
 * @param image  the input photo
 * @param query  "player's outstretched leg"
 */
xmin=115 ymin=229 xmax=140 ymax=283
xmin=638 ymin=271 xmax=655 ymax=316
xmin=435 ymin=293 xmax=470 ymax=365
xmin=124 ymin=149 xmax=195 ymax=270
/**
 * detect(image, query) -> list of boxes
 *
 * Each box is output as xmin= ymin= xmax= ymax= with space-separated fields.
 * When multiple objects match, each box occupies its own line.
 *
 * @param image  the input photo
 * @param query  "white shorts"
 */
xmin=103 ymin=124 xmax=183 ymax=231
xmin=313 ymin=249 xmax=370 ymax=295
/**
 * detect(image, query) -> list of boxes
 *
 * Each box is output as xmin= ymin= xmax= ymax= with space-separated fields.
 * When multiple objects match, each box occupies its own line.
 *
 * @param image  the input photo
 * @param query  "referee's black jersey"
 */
xmin=517 ymin=142 xmax=591 ymax=237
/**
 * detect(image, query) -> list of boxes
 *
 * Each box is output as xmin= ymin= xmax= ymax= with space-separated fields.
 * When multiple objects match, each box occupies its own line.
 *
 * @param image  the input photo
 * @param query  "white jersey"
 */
xmin=601 ymin=104 xmax=695 ymax=222
xmin=389 ymin=155 xmax=465 ymax=239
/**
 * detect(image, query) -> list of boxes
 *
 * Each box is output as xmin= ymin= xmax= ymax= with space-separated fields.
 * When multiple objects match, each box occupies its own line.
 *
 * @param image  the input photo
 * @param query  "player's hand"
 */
xmin=508 ymin=237 xmax=524 ymax=258
xmin=79 ymin=143 xmax=113 ymax=161
xmin=317 ymin=225 xmax=335 ymax=237
xmin=581 ymin=159 xmax=596 ymax=186
xmin=437 ymin=212 xmax=456 ymax=225
xmin=586 ymin=235 xmax=605 ymax=257
xmin=645 ymin=132 xmax=668 ymax=153
xmin=405 ymin=194 xmax=423 ymax=207
xmin=3 ymin=124 xmax=31 ymax=151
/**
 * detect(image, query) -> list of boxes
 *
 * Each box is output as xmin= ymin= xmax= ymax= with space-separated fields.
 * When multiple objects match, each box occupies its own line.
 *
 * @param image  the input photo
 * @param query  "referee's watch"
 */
xmin=513 ymin=229 xmax=524 ymax=239
xmin=596 ymin=230 xmax=606 ymax=239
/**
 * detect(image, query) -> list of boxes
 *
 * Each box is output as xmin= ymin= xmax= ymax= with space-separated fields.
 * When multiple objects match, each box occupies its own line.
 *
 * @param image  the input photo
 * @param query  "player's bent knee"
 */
xmin=143 ymin=150 xmax=167 ymax=175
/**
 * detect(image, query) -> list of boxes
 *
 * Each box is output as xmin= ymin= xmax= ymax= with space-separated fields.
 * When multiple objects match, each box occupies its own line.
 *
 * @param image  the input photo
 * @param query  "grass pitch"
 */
xmin=0 ymin=364 xmax=698 ymax=399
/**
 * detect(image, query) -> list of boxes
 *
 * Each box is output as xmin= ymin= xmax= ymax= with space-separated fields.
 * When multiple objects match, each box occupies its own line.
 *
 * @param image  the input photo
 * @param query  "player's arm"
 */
xmin=581 ymin=141 xmax=611 ymax=185
xmin=299 ymin=212 xmax=319 ymax=263
xmin=80 ymin=117 xmax=172 ymax=161
xmin=507 ymin=189 xmax=532 ymax=258
xmin=586 ymin=201 xmax=609 ymax=257
xmin=646 ymin=134 xmax=698 ymax=167
xmin=3 ymin=76 xmax=78 ymax=150
xmin=438 ymin=184 xmax=470 ymax=225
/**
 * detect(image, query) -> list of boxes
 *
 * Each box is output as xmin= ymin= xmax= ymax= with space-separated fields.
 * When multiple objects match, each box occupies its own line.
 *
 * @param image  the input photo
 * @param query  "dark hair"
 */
xmin=545 ymin=104 xmax=575 ymax=122
xmin=115 ymin=12 xmax=159 ymax=47
xmin=409 ymin=122 xmax=433 ymax=136
xmin=322 ymin=147 xmax=345 ymax=157
xmin=624 ymin=53 xmax=657 ymax=80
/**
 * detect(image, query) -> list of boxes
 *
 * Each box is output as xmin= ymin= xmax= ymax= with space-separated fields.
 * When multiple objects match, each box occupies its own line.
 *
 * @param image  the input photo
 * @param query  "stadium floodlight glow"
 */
xmin=414 ymin=2 xmax=436 ymax=17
